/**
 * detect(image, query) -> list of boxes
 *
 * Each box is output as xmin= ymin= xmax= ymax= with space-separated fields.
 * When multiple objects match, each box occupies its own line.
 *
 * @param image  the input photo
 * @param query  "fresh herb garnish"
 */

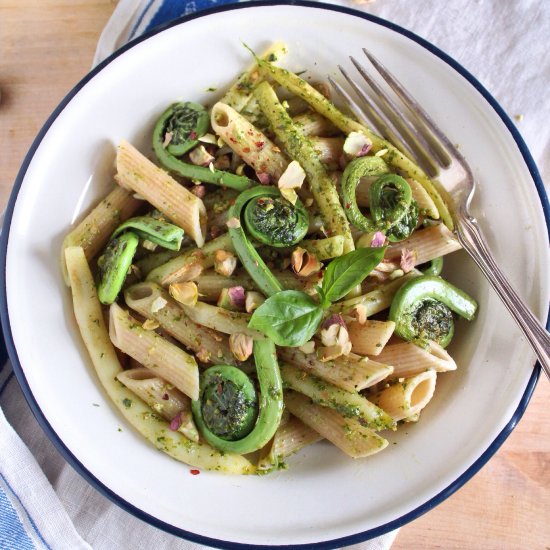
xmin=249 ymin=247 xmax=386 ymax=346
xmin=248 ymin=290 xmax=323 ymax=347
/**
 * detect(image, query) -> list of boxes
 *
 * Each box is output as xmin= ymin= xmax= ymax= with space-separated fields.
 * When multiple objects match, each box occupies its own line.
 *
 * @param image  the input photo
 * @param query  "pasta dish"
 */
xmin=62 ymin=43 xmax=477 ymax=474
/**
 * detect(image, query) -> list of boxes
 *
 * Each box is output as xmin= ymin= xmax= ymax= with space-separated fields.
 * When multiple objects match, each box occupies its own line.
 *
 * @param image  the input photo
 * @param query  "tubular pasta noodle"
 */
xmin=280 ymin=363 xmax=395 ymax=431
xmin=284 ymin=391 xmax=388 ymax=459
xmin=254 ymin=81 xmax=354 ymax=254
xmin=116 ymin=367 xmax=199 ymax=442
xmin=371 ymin=370 xmax=437 ymax=422
xmin=258 ymin=414 xmax=322 ymax=472
xmin=371 ymin=340 xmax=457 ymax=379
xmin=64 ymin=245 xmax=253 ymax=473
xmin=278 ymin=347 xmax=393 ymax=392
xmin=147 ymin=233 xmax=233 ymax=286
xmin=116 ymin=140 xmax=207 ymax=247
xmin=180 ymin=301 xmax=264 ymax=340
xmin=331 ymin=270 xmax=421 ymax=316
xmin=385 ymin=224 xmax=461 ymax=266
xmin=347 ymin=319 xmax=396 ymax=356
xmin=292 ymin=111 xmax=339 ymax=137
xmin=124 ymin=282 xmax=238 ymax=366
xmin=309 ymin=136 xmax=344 ymax=167
xmin=61 ymin=185 xmax=142 ymax=285
xmin=211 ymin=102 xmax=288 ymax=179
xmin=256 ymin=58 xmax=453 ymax=228
xmin=109 ymin=302 xmax=200 ymax=401
xmin=220 ymin=41 xmax=288 ymax=112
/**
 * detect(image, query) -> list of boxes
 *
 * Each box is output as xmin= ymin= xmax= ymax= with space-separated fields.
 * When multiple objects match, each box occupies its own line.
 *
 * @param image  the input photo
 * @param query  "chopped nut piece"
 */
xmin=189 ymin=145 xmax=215 ymax=167
xmin=214 ymin=250 xmax=237 ymax=277
xmin=245 ymin=291 xmax=265 ymax=313
xmin=280 ymin=187 xmax=298 ymax=205
xmin=400 ymin=248 xmax=417 ymax=273
xmin=151 ymin=296 xmax=168 ymax=313
xmin=291 ymin=247 xmax=322 ymax=277
xmin=317 ymin=343 xmax=352 ymax=362
xmin=353 ymin=304 xmax=367 ymax=325
xmin=169 ymin=281 xmax=199 ymax=307
xmin=299 ymin=340 xmax=316 ymax=354
xmin=142 ymin=239 xmax=158 ymax=252
xmin=196 ymin=347 xmax=211 ymax=363
xmin=229 ymin=333 xmax=254 ymax=362
xmin=226 ymin=217 xmax=241 ymax=229
xmin=190 ymin=184 xmax=206 ymax=198
xmin=162 ymin=132 xmax=173 ymax=148
xmin=343 ymin=131 xmax=372 ymax=157
xmin=142 ymin=319 xmax=160 ymax=331
xmin=278 ymin=160 xmax=306 ymax=189
xmin=198 ymin=133 xmax=218 ymax=145
xmin=217 ymin=286 xmax=246 ymax=311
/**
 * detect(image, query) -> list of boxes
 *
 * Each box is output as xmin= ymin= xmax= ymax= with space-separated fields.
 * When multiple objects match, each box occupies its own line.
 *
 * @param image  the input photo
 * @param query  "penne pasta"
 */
xmin=61 ymin=185 xmax=142 ymax=285
xmin=309 ymin=136 xmax=344 ymax=167
xmin=331 ymin=270 xmax=422 ymax=316
xmin=371 ymin=339 xmax=457 ymax=378
xmin=347 ymin=319 xmax=396 ymax=356
xmin=292 ymin=111 xmax=339 ymax=137
xmin=385 ymin=224 xmax=461 ymax=266
xmin=124 ymin=282 xmax=237 ymax=366
xmin=147 ymin=233 xmax=233 ymax=286
xmin=258 ymin=413 xmax=322 ymax=472
xmin=116 ymin=367 xmax=199 ymax=442
xmin=371 ymin=370 xmax=437 ymax=422
xmin=220 ymin=41 xmax=288 ymax=112
xmin=297 ymin=236 xmax=345 ymax=261
xmin=116 ymin=140 xmax=207 ymax=247
xmin=280 ymin=363 xmax=395 ymax=430
xmin=180 ymin=301 xmax=264 ymax=339
xmin=279 ymin=347 xmax=393 ymax=392
xmin=109 ymin=302 xmax=200 ymax=401
xmin=64 ymin=245 xmax=253 ymax=473
xmin=211 ymin=102 xmax=288 ymax=179
xmin=284 ymin=391 xmax=388 ymax=458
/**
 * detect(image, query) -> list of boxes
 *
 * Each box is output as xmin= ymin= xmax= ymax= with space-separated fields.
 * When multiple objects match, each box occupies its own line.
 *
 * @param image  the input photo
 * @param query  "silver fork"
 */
xmin=330 ymin=49 xmax=550 ymax=380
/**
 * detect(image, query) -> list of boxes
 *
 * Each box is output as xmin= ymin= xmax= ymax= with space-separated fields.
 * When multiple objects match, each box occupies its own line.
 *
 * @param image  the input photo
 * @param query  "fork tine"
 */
xmin=349 ymin=56 xmax=440 ymax=177
xmin=327 ymin=75 xmax=384 ymax=136
xmin=362 ymin=48 xmax=453 ymax=167
xmin=335 ymin=66 xmax=417 ymax=163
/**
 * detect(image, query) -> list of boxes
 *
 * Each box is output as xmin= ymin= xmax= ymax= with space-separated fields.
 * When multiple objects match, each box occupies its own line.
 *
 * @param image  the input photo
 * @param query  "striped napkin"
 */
xmin=1 ymin=0 xmax=548 ymax=549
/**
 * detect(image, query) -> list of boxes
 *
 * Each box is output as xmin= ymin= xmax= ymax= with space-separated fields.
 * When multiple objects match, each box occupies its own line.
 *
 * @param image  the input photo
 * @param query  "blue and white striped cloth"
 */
xmin=1 ymin=0 xmax=549 ymax=548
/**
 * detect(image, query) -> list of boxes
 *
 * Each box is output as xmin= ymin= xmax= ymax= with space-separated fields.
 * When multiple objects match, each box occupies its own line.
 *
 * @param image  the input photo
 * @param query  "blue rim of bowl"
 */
xmin=1 ymin=2 xmax=548 ymax=548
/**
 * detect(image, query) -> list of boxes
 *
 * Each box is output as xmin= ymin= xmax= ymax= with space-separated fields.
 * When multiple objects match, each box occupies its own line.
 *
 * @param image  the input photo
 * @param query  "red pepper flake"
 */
xmin=190 ymin=469 xmax=201 ymax=475
xmin=229 ymin=137 xmax=237 ymax=144
xmin=243 ymin=147 xmax=251 ymax=153
xmin=346 ymin=203 xmax=351 ymax=209
xmin=162 ymin=393 xmax=169 ymax=400
xmin=189 ymin=131 xmax=197 ymax=140
xmin=255 ymin=141 xmax=264 ymax=149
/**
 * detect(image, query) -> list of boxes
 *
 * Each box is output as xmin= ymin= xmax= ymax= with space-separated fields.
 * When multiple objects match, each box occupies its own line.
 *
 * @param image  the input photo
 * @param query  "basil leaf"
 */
xmin=249 ymin=290 xmax=323 ymax=347
xmin=321 ymin=247 xmax=386 ymax=305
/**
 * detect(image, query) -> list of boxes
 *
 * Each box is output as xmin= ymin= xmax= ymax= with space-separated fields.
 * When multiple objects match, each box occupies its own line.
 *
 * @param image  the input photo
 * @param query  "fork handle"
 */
xmin=456 ymin=214 xmax=550 ymax=380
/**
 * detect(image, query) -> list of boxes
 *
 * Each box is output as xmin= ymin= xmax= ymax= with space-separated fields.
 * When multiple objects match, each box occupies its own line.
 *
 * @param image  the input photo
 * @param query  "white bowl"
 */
xmin=2 ymin=3 xmax=548 ymax=547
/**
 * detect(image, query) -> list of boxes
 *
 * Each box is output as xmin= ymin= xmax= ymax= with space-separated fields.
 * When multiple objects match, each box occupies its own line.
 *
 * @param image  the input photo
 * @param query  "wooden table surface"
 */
xmin=1 ymin=1 xmax=548 ymax=548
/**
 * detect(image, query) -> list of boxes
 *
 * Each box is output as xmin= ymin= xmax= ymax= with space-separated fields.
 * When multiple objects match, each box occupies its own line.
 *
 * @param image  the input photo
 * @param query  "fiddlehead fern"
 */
xmin=389 ymin=275 xmax=477 ymax=347
xmin=153 ymin=102 xmax=255 ymax=191
xmin=341 ymin=156 xmax=419 ymax=241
